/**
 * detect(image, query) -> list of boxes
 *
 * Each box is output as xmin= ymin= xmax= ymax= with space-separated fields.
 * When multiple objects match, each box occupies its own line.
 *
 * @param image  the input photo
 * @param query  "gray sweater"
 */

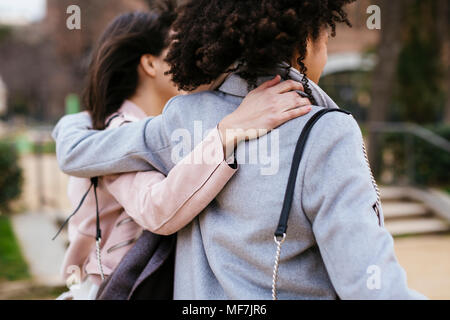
xmin=52 ymin=66 xmax=425 ymax=300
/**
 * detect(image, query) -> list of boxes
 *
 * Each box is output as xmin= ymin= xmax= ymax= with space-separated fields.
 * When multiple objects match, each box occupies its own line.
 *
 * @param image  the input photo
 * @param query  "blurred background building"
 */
xmin=0 ymin=0 xmax=449 ymax=300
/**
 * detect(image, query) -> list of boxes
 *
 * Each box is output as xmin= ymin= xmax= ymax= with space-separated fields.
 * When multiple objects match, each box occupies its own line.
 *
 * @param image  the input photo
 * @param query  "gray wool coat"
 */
xmin=52 ymin=64 xmax=425 ymax=300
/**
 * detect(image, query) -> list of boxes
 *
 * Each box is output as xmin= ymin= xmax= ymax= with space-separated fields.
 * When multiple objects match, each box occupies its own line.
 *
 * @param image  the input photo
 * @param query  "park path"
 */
xmin=11 ymin=212 xmax=66 ymax=286
xmin=394 ymin=234 xmax=450 ymax=300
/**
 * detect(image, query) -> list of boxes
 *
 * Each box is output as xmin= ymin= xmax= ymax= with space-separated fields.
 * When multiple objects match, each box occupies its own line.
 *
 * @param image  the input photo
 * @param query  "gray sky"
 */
xmin=0 ymin=0 xmax=47 ymax=25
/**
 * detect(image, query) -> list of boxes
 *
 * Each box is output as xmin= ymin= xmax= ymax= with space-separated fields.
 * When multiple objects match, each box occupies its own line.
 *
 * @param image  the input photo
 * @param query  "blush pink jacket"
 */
xmin=61 ymin=100 xmax=237 ymax=285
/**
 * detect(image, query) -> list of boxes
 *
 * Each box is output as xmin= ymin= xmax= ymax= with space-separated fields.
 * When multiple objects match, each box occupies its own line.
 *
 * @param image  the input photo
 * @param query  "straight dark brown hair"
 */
xmin=84 ymin=7 xmax=176 ymax=130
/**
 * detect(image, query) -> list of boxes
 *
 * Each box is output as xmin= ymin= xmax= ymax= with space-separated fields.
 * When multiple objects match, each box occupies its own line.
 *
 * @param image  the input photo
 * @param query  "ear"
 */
xmin=139 ymin=54 xmax=157 ymax=78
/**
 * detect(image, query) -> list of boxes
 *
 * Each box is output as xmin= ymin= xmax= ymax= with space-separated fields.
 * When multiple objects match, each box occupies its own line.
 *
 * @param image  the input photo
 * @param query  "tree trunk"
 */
xmin=436 ymin=0 xmax=450 ymax=123
xmin=367 ymin=0 xmax=409 ymax=177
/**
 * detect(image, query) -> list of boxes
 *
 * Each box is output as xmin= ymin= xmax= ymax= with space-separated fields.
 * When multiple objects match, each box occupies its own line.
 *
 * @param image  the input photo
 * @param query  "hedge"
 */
xmin=0 ymin=141 xmax=23 ymax=213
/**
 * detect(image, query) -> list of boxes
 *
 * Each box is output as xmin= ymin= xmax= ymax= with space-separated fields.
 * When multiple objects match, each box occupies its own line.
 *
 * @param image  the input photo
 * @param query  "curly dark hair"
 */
xmin=165 ymin=0 xmax=355 ymax=99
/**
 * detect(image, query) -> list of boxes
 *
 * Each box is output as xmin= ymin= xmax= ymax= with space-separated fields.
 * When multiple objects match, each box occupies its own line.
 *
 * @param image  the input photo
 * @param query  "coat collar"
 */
xmin=217 ymin=62 xmax=337 ymax=109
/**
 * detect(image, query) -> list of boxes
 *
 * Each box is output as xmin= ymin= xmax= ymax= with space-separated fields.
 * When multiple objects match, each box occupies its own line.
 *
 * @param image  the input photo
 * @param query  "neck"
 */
xmin=190 ymin=64 xmax=236 ymax=94
xmin=129 ymin=85 xmax=166 ymax=117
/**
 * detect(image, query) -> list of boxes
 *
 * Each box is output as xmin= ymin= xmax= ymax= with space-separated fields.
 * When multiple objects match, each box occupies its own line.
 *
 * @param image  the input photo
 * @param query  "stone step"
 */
xmin=382 ymin=202 xmax=430 ymax=219
xmin=380 ymin=186 xmax=408 ymax=202
xmin=385 ymin=218 xmax=450 ymax=237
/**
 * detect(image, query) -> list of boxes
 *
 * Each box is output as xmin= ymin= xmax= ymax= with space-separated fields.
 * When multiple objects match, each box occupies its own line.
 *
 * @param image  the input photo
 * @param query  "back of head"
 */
xmin=84 ymin=5 xmax=176 ymax=130
xmin=165 ymin=0 xmax=355 ymax=99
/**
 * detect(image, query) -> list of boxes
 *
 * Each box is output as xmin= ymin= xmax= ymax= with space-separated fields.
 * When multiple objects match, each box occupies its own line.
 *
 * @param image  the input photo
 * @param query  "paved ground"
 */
xmin=394 ymin=234 xmax=450 ymax=300
xmin=0 ymin=280 xmax=65 ymax=300
xmin=10 ymin=212 xmax=66 ymax=286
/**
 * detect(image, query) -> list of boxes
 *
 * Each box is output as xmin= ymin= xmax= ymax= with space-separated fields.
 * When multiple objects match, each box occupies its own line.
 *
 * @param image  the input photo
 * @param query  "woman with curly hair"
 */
xmin=53 ymin=0 xmax=425 ymax=299
xmin=55 ymin=5 xmax=312 ymax=300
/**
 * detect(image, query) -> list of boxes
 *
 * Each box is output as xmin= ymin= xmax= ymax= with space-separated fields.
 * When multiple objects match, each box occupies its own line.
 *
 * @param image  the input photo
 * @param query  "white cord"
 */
xmin=362 ymin=142 xmax=382 ymax=205
xmin=96 ymin=238 xmax=105 ymax=281
xmin=272 ymin=234 xmax=286 ymax=300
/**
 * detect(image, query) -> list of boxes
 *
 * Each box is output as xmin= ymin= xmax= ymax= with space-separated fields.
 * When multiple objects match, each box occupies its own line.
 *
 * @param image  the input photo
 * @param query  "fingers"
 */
xmin=280 ymin=106 xmax=312 ymax=123
xmin=277 ymin=91 xmax=311 ymax=111
xmin=254 ymin=75 xmax=281 ymax=92
xmin=270 ymin=79 xmax=304 ymax=94
xmin=289 ymin=97 xmax=311 ymax=110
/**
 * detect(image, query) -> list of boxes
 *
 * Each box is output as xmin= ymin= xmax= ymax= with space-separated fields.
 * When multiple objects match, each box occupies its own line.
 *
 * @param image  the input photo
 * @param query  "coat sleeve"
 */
xmin=300 ymin=112 xmax=427 ymax=300
xmin=52 ymin=109 xmax=173 ymax=178
xmin=103 ymin=128 xmax=238 ymax=235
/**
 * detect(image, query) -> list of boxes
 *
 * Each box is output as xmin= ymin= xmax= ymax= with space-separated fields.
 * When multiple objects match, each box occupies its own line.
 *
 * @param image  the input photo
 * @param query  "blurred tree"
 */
xmin=436 ymin=0 xmax=450 ymax=123
xmin=368 ymin=0 xmax=450 ymax=176
xmin=0 ymin=0 xmax=149 ymax=123
xmin=0 ymin=33 xmax=61 ymax=121
xmin=394 ymin=0 xmax=444 ymax=124
xmin=368 ymin=0 xmax=410 ymax=173
xmin=45 ymin=0 xmax=149 ymax=109
xmin=0 ymin=26 xmax=11 ymax=41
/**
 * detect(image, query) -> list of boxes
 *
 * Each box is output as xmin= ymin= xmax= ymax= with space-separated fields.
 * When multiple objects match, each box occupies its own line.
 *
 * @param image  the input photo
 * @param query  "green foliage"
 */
xmin=32 ymin=141 xmax=56 ymax=155
xmin=392 ymin=0 xmax=445 ymax=124
xmin=0 ymin=26 xmax=11 ymax=42
xmin=381 ymin=125 xmax=450 ymax=186
xmin=0 ymin=216 xmax=30 ymax=282
xmin=65 ymin=94 xmax=81 ymax=115
xmin=14 ymin=135 xmax=56 ymax=155
xmin=0 ymin=142 xmax=23 ymax=213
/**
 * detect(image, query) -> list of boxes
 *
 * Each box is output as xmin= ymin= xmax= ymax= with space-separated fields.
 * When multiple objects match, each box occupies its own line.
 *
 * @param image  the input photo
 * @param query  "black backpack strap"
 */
xmin=274 ymin=108 xmax=351 ymax=238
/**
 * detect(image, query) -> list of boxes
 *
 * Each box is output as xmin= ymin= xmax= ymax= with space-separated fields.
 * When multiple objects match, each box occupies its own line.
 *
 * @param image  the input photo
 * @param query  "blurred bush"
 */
xmin=33 ymin=141 xmax=56 ymax=154
xmin=0 ymin=141 xmax=23 ymax=214
xmin=381 ymin=125 xmax=450 ymax=186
